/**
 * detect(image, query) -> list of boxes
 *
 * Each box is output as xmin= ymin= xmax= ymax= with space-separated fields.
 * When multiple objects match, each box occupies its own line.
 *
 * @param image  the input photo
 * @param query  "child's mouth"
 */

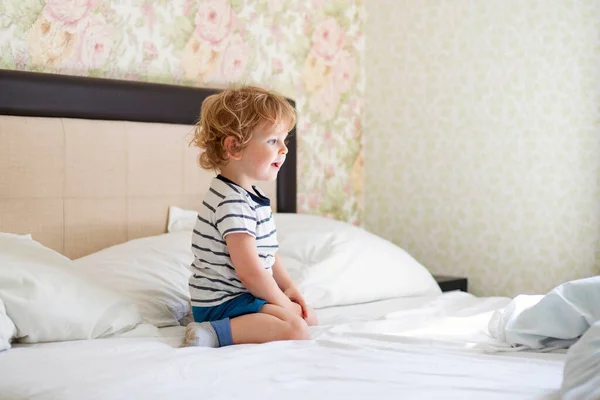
xmin=272 ymin=162 xmax=282 ymax=169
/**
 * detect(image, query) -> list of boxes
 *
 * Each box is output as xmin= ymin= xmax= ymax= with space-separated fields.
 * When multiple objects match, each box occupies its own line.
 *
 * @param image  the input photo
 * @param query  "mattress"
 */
xmin=0 ymin=292 xmax=564 ymax=400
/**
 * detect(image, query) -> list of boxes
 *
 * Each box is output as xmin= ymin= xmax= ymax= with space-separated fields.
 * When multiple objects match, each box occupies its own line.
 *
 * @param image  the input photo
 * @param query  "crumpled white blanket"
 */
xmin=488 ymin=276 xmax=600 ymax=351
xmin=561 ymin=319 xmax=600 ymax=400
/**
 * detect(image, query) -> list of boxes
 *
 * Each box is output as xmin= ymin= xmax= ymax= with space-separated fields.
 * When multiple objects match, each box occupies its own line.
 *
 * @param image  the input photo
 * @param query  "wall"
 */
xmin=365 ymin=0 xmax=600 ymax=297
xmin=4 ymin=0 xmax=599 ymax=298
xmin=0 ymin=0 xmax=364 ymax=224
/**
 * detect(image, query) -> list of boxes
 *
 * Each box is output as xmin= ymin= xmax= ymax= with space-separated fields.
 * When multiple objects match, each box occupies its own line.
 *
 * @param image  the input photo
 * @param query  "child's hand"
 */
xmin=284 ymin=287 xmax=317 ymax=325
xmin=282 ymin=299 xmax=303 ymax=318
xmin=302 ymin=305 xmax=319 ymax=326
xmin=284 ymin=287 xmax=306 ymax=314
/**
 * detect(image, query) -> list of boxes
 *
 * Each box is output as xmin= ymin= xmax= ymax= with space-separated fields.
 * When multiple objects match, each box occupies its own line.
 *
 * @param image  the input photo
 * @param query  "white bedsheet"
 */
xmin=315 ymin=291 xmax=514 ymax=347
xmin=0 ymin=293 xmax=564 ymax=400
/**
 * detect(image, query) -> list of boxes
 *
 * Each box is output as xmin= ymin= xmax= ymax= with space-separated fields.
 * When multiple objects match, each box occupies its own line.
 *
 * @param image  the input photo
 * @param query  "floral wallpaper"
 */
xmin=364 ymin=0 xmax=600 ymax=297
xmin=0 ymin=0 xmax=364 ymax=224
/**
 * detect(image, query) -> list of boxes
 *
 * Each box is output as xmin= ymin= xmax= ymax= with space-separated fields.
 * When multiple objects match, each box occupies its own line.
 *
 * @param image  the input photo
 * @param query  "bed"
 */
xmin=0 ymin=70 xmax=566 ymax=399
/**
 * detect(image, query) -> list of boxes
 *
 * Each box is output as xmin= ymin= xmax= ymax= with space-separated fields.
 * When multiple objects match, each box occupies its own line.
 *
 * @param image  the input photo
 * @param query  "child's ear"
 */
xmin=224 ymin=136 xmax=243 ymax=160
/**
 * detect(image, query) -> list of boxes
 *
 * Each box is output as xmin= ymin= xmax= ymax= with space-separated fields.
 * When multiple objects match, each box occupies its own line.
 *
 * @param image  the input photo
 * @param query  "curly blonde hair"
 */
xmin=191 ymin=85 xmax=296 ymax=171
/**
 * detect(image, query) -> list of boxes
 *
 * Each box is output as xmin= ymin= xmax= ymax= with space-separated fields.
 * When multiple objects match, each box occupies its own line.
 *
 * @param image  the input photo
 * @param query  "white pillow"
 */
xmin=167 ymin=207 xmax=441 ymax=308
xmin=168 ymin=206 xmax=199 ymax=233
xmin=0 ymin=232 xmax=32 ymax=240
xmin=0 ymin=298 xmax=16 ymax=351
xmin=74 ymin=231 xmax=194 ymax=327
xmin=275 ymin=214 xmax=441 ymax=309
xmin=0 ymin=234 xmax=141 ymax=343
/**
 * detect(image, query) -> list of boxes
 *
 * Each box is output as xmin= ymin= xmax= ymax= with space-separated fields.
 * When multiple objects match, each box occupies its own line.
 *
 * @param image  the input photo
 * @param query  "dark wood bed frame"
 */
xmin=0 ymin=69 xmax=297 ymax=213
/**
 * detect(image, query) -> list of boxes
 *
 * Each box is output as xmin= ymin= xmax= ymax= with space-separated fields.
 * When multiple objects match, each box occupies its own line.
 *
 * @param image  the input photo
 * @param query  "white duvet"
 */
xmin=488 ymin=276 xmax=600 ymax=350
xmin=0 ymin=292 xmax=564 ymax=400
xmin=486 ymin=277 xmax=600 ymax=400
xmin=561 ymin=320 xmax=600 ymax=400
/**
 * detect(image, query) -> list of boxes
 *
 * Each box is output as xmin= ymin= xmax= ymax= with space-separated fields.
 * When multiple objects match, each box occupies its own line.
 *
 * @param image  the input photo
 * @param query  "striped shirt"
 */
xmin=188 ymin=175 xmax=278 ymax=307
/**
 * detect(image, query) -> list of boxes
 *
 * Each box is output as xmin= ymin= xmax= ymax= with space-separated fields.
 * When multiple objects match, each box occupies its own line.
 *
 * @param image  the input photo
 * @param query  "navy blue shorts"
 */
xmin=192 ymin=293 xmax=267 ymax=323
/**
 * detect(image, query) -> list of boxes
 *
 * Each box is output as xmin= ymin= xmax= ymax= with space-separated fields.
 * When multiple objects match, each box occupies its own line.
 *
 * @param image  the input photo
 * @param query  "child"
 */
xmin=184 ymin=86 xmax=318 ymax=348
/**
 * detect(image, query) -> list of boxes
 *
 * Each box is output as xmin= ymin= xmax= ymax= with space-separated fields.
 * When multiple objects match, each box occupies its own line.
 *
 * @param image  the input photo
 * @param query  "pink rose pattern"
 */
xmin=15 ymin=0 xmax=364 ymax=224
xmin=299 ymin=12 xmax=362 ymax=225
xmin=302 ymin=17 xmax=359 ymax=121
xmin=30 ymin=0 xmax=112 ymax=70
xmin=78 ymin=14 xmax=112 ymax=69
xmin=220 ymin=33 xmax=249 ymax=82
xmin=311 ymin=17 xmax=345 ymax=63
xmin=182 ymin=0 xmax=248 ymax=84
xmin=43 ymin=0 xmax=98 ymax=32
xmin=193 ymin=0 xmax=233 ymax=50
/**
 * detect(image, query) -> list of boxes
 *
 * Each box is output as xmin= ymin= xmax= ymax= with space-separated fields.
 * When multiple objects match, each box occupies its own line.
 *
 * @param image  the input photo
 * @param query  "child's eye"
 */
xmin=284 ymin=139 xmax=290 ymax=145
xmin=267 ymin=139 xmax=277 ymax=145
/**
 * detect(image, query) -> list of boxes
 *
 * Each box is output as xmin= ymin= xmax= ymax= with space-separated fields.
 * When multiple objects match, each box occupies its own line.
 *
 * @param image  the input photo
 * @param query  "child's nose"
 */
xmin=279 ymin=144 xmax=288 ymax=154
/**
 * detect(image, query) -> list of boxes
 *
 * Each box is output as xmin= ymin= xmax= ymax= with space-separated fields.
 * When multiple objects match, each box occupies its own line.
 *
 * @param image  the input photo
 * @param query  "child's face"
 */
xmin=239 ymin=122 xmax=289 ymax=182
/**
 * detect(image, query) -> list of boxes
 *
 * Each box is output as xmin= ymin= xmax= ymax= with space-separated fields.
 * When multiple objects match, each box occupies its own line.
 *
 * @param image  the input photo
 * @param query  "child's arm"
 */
xmin=226 ymin=233 xmax=299 ymax=315
xmin=272 ymin=254 xmax=318 ymax=326
xmin=272 ymin=253 xmax=297 ymax=293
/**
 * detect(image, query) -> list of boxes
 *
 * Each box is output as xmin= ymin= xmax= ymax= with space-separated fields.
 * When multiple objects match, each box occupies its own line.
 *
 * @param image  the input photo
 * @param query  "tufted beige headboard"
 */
xmin=0 ymin=115 xmax=277 ymax=259
xmin=0 ymin=71 xmax=296 ymax=259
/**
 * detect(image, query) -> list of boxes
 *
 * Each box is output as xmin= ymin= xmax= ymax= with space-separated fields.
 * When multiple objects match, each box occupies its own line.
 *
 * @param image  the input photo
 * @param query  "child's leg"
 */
xmin=183 ymin=304 xmax=310 ymax=347
xmin=230 ymin=304 xmax=310 ymax=344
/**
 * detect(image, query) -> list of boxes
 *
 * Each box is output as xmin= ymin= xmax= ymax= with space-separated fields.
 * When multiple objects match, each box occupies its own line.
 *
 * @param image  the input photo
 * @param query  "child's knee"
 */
xmin=283 ymin=317 xmax=310 ymax=341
